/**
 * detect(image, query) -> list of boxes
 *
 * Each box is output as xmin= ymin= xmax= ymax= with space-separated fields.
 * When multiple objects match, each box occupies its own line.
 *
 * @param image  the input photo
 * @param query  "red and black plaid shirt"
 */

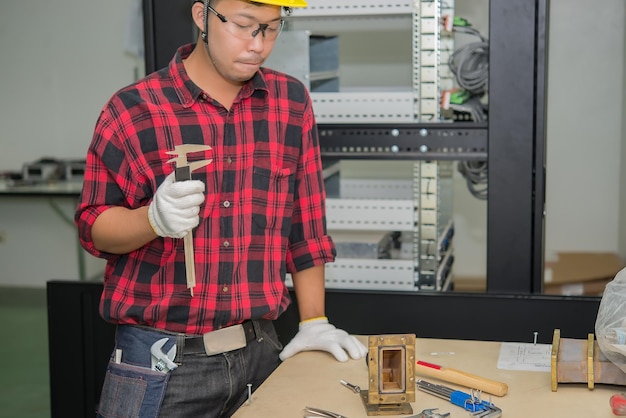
xmin=75 ymin=44 xmax=335 ymax=334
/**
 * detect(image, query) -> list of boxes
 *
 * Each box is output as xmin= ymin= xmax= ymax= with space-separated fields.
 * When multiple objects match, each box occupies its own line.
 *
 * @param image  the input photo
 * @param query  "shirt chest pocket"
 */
xmin=251 ymin=165 xmax=295 ymax=234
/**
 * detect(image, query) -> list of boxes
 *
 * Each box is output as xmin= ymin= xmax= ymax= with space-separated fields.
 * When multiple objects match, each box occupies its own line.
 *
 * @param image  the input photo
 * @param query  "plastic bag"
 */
xmin=595 ymin=267 xmax=626 ymax=373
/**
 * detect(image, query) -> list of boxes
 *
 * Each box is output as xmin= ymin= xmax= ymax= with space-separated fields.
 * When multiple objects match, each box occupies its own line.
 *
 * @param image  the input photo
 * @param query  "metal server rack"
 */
xmin=143 ymin=0 xmax=546 ymax=293
xmin=274 ymin=0 xmax=460 ymax=291
xmin=279 ymin=0 xmax=457 ymax=124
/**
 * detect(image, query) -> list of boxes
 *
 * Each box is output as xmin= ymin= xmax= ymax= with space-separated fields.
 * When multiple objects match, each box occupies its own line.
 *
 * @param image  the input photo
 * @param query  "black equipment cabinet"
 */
xmin=47 ymin=282 xmax=115 ymax=418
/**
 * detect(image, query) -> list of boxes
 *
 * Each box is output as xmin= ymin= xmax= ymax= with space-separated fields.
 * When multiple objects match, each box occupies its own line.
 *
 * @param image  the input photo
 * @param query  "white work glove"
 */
xmin=279 ymin=317 xmax=367 ymax=362
xmin=148 ymin=172 xmax=206 ymax=238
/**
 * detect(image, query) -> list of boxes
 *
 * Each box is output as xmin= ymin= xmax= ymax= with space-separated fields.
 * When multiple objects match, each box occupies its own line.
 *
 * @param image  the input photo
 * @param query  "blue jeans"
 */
xmin=97 ymin=321 xmax=283 ymax=418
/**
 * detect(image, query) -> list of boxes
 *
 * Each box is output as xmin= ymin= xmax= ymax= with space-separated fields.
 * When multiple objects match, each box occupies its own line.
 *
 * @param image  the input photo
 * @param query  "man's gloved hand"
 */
xmin=148 ymin=172 xmax=206 ymax=238
xmin=279 ymin=317 xmax=367 ymax=362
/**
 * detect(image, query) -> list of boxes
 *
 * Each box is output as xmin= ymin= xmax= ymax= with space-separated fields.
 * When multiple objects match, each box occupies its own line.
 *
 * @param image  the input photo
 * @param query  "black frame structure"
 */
xmin=48 ymin=1 xmax=603 ymax=417
xmin=487 ymin=0 xmax=549 ymax=294
xmin=143 ymin=0 xmax=196 ymax=75
xmin=142 ymin=0 xmax=549 ymax=294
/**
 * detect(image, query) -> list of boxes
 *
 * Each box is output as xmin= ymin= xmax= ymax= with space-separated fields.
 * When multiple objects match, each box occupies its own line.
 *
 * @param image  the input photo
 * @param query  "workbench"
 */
xmin=232 ymin=336 xmax=620 ymax=417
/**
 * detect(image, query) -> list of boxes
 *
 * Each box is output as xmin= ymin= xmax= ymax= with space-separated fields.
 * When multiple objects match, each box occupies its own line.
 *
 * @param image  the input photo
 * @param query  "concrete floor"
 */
xmin=0 ymin=287 xmax=49 ymax=418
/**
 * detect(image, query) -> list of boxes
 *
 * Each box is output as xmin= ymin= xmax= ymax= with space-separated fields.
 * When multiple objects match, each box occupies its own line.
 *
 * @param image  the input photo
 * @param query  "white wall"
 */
xmin=0 ymin=0 xmax=624 ymax=287
xmin=0 ymin=0 xmax=142 ymax=286
xmin=0 ymin=197 xmax=106 ymax=286
xmin=0 ymin=0 xmax=143 ymax=170
xmin=544 ymin=0 xmax=625 ymax=255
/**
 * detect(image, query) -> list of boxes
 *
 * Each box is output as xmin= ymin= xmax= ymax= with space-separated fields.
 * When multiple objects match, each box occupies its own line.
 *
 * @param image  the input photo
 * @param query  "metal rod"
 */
xmin=416 ymin=379 xmax=454 ymax=399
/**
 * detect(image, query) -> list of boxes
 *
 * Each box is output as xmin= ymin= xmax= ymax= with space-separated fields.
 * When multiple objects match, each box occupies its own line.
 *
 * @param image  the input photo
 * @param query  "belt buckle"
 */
xmin=202 ymin=324 xmax=246 ymax=356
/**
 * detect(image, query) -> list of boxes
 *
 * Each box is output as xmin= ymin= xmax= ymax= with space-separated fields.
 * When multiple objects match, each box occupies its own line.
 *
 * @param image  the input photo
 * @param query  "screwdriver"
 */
xmin=339 ymin=379 xmax=361 ymax=393
xmin=610 ymin=393 xmax=626 ymax=415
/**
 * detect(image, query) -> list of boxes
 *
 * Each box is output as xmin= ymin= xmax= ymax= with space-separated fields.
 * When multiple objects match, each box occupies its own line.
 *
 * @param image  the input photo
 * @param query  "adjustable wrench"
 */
xmin=411 ymin=408 xmax=450 ymax=418
xmin=166 ymin=144 xmax=213 ymax=296
xmin=150 ymin=337 xmax=178 ymax=373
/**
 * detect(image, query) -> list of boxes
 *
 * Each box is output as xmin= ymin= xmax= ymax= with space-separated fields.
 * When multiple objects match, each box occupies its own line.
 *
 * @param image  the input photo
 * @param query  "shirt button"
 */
xmin=227 ymin=156 xmax=233 ymax=164
xmin=223 ymin=200 xmax=231 ymax=208
xmin=202 ymin=94 xmax=208 ymax=101
xmin=222 ymin=286 xmax=229 ymax=293
xmin=223 ymin=241 xmax=230 ymax=247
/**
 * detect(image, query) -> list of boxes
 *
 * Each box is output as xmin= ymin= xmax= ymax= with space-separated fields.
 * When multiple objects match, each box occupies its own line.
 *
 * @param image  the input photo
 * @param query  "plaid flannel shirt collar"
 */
xmin=168 ymin=43 xmax=270 ymax=108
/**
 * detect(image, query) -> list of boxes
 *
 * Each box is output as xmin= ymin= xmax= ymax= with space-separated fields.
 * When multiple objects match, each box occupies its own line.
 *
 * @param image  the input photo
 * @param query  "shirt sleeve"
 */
xmin=285 ymin=98 xmax=336 ymax=273
xmin=74 ymin=102 xmax=151 ymax=259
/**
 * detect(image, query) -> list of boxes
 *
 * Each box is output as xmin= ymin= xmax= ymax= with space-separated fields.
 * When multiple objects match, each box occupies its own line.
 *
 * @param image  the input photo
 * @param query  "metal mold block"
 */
xmin=362 ymin=334 xmax=416 ymax=415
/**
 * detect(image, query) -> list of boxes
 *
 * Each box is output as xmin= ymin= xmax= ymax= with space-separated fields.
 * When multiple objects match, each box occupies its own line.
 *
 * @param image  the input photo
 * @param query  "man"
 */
xmin=75 ymin=0 xmax=366 ymax=416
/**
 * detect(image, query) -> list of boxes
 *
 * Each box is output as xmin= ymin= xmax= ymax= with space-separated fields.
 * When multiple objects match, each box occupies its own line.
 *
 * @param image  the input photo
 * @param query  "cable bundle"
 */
xmin=449 ymin=22 xmax=489 ymax=200
xmin=449 ymin=26 xmax=489 ymax=95
xmin=457 ymin=160 xmax=488 ymax=200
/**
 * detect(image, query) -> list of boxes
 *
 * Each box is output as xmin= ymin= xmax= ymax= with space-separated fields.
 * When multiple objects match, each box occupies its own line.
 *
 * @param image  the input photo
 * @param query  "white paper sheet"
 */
xmin=497 ymin=342 xmax=552 ymax=372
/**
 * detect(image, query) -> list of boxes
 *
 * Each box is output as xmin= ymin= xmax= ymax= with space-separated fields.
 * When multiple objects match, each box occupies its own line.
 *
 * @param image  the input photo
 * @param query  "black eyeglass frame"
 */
xmin=206 ymin=5 xmax=285 ymax=40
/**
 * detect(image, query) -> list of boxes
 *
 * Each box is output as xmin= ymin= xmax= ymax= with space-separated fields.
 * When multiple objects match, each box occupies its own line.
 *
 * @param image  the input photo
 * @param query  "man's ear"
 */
xmin=191 ymin=1 xmax=205 ymax=32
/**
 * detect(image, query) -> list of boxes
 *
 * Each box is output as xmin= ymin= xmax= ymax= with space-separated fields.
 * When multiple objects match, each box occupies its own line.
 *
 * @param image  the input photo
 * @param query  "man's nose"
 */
xmin=248 ymin=31 xmax=266 ymax=52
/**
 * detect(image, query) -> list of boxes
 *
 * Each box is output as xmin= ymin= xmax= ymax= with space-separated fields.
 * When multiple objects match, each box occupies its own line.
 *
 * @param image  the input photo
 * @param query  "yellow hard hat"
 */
xmin=197 ymin=0 xmax=308 ymax=8
xmin=252 ymin=0 xmax=308 ymax=7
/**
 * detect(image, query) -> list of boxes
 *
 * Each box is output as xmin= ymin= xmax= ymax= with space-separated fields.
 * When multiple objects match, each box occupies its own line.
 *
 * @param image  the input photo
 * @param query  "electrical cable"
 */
xmin=457 ymin=160 xmax=488 ymax=200
xmin=449 ymin=24 xmax=489 ymax=200
xmin=449 ymin=26 xmax=489 ymax=96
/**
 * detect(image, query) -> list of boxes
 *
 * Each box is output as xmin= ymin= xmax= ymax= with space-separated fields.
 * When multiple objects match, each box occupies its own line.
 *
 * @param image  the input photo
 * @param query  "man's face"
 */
xmin=205 ymin=0 xmax=282 ymax=83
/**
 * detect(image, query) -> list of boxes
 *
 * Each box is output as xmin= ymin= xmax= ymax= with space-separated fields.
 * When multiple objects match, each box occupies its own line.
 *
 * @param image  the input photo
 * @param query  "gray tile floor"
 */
xmin=0 ymin=287 xmax=50 ymax=418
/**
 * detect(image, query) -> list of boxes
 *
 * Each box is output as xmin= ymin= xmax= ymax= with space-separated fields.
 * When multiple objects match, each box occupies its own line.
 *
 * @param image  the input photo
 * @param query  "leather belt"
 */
xmin=182 ymin=320 xmax=261 ymax=355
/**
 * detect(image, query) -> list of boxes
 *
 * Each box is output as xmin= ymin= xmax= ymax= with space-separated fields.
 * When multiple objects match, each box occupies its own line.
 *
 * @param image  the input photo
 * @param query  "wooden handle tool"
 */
xmin=182 ymin=231 xmax=196 ymax=296
xmin=416 ymin=360 xmax=508 ymax=397
xmin=167 ymin=144 xmax=213 ymax=296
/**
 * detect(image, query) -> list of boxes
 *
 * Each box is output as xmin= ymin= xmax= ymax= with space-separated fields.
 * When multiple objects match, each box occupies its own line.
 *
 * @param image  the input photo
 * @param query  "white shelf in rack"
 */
xmin=291 ymin=1 xmax=413 ymax=17
xmin=338 ymin=178 xmax=413 ymax=200
xmin=326 ymin=197 xmax=415 ymax=232
xmin=287 ymin=15 xmax=413 ymax=33
xmin=312 ymin=91 xmax=416 ymax=123
xmin=285 ymin=258 xmax=416 ymax=291
xmin=326 ymin=258 xmax=415 ymax=291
